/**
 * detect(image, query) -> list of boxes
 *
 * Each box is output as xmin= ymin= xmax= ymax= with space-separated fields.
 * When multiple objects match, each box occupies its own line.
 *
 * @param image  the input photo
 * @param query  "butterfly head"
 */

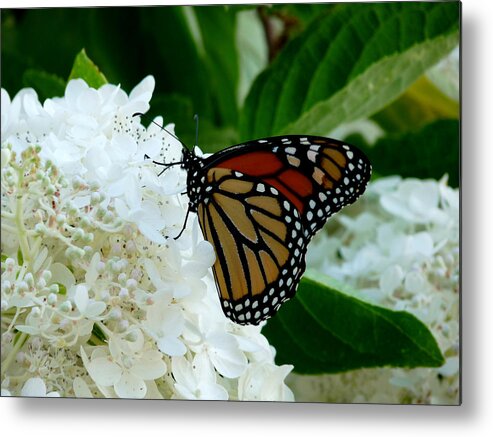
xmin=182 ymin=148 xmax=206 ymax=213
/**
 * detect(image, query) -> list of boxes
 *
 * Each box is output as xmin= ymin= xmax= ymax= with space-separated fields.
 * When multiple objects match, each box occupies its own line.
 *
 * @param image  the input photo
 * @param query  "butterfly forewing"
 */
xmin=208 ymin=136 xmax=371 ymax=240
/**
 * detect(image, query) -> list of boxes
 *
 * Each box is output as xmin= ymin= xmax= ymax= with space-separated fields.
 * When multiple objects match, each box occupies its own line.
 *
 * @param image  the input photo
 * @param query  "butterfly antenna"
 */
xmin=133 ymin=112 xmax=189 ymax=152
xmin=194 ymin=114 xmax=199 ymax=147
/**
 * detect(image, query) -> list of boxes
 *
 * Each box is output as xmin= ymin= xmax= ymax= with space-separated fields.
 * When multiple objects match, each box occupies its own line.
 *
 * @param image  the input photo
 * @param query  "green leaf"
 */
xmin=194 ymin=6 xmax=239 ymax=126
xmin=357 ymin=119 xmax=460 ymax=187
xmin=372 ymin=76 xmax=459 ymax=134
xmin=240 ymin=2 xmax=459 ymax=140
xmin=269 ymin=3 xmax=335 ymax=30
xmin=17 ymin=247 xmax=23 ymax=266
xmin=236 ymin=9 xmax=268 ymax=107
xmin=139 ymin=7 xmax=213 ymax=120
xmin=196 ymin=121 xmax=239 ymax=154
xmin=56 ymin=283 xmax=67 ymax=296
xmin=68 ymin=49 xmax=107 ymax=88
xmin=262 ymin=270 xmax=445 ymax=374
xmin=22 ymin=69 xmax=66 ymax=100
xmin=91 ymin=323 xmax=107 ymax=343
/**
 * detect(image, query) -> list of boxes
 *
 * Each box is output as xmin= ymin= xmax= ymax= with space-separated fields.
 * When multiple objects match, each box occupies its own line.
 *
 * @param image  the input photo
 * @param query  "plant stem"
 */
xmin=15 ymin=166 xmax=32 ymax=267
xmin=1 ymin=332 xmax=28 ymax=378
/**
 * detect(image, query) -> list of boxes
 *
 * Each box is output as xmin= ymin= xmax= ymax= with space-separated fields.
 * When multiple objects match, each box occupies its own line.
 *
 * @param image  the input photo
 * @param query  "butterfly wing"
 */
xmin=197 ymin=167 xmax=306 ymax=325
xmin=205 ymin=135 xmax=372 ymax=241
xmin=192 ymin=135 xmax=371 ymax=324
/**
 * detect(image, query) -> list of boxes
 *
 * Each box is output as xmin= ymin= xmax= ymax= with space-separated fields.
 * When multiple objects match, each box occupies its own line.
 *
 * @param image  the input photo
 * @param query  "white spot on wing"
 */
xmin=307 ymin=150 xmax=318 ymax=162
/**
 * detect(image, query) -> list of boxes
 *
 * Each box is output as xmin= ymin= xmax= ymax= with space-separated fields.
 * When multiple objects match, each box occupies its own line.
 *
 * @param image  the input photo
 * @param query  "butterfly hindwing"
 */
xmin=197 ymin=167 xmax=306 ymax=325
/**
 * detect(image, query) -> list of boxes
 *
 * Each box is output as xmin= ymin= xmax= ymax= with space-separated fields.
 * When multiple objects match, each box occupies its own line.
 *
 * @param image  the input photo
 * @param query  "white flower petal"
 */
xmin=85 ymin=301 xmax=107 ymax=318
xmin=74 ymin=284 xmax=89 ymax=313
xmin=114 ymin=371 xmax=147 ymax=399
xmin=157 ymin=336 xmax=187 ymax=356
xmin=137 ymin=222 xmax=166 ymax=244
xmin=73 ymin=377 xmax=94 ymax=398
xmin=50 ymin=263 xmax=76 ymax=290
xmin=196 ymin=381 xmax=229 ymax=400
xmin=171 ymin=356 xmax=196 ymax=390
xmin=379 ymin=265 xmax=403 ymax=295
xmin=21 ymin=377 xmax=47 ymax=397
xmin=130 ymin=350 xmax=167 ymax=379
xmin=86 ymin=356 xmax=122 ymax=387
xmin=207 ymin=332 xmax=247 ymax=378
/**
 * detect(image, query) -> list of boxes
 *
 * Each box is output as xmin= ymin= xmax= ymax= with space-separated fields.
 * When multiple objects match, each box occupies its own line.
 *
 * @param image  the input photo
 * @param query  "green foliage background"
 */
xmin=1 ymin=3 xmax=460 ymax=375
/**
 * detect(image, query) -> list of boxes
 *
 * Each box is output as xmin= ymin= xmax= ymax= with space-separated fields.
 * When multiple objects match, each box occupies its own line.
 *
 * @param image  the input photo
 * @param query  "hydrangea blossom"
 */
xmin=290 ymin=175 xmax=459 ymax=405
xmin=0 ymin=77 xmax=293 ymax=401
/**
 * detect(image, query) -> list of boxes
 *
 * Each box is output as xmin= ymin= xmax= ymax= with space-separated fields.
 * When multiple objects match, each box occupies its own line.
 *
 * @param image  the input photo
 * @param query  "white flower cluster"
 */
xmin=291 ymin=175 xmax=460 ymax=404
xmin=0 ymin=77 xmax=293 ymax=400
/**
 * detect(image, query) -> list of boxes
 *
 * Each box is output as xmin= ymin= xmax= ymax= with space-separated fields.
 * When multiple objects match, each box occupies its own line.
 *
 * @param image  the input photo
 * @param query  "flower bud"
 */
xmin=65 ymin=246 xmax=85 ymax=259
xmin=4 ymin=258 xmax=16 ymax=270
xmin=96 ymin=207 xmax=105 ymax=219
xmin=34 ymin=223 xmax=47 ymax=235
xmin=108 ymin=308 xmax=122 ymax=320
xmin=82 ymin=232 xmax=94 ymax=244
xmin=42 ymin=270 xmax=52 ymax=282
xmin=126 ymin=278 xmax=137 ymax=290
xmin=80 ymin=216 xmax=91 ymax=228
xmin=66 ymin=201 xmax=78 ymax=216
xmin=25 ymin=272 xmax=34 ymax=287
xmin=56 ymin=214 xmax=67 ymax=225
xmin=118 ymin=319 xmax=129 ymax=331
xmin=72 ymin=176 xmax=84 ymax=190
xmin=89 ymin=181 xmax=101 ymax=191
xmin=60 ymin=301 xmax=72 ymax=312
xmin=72 ymin=228 xmax=85 ymax=241
xmin=30 ymin=307 xmax=41 ymax=317
xmin=90 ymin=192 xmax=101 ymax=205
xmin=47 ymin=293 xmax=58 ymax=305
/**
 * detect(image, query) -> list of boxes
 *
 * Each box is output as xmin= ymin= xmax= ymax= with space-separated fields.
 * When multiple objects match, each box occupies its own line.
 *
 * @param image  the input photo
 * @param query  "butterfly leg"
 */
xmin=173 ymin=207 xmax=191 ymax=240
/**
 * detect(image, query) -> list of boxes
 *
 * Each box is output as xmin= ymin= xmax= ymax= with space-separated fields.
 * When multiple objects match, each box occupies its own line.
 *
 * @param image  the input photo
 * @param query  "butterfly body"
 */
xmin=182 ymin=135 xmax=371 ymax=325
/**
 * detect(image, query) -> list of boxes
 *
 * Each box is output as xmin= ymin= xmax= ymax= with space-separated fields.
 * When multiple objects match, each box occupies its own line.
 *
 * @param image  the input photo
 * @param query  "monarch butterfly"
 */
xmin=136 ymin=115 xmax=371 ymax=325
